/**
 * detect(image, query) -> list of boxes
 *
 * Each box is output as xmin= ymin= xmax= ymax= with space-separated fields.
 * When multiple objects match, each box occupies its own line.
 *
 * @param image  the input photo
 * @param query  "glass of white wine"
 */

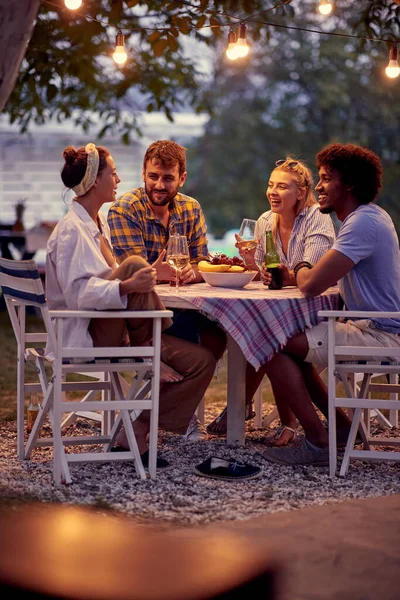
xmin=237 ymin=219 xmax=258 ymax=264
xmin=166 ymin=235 xmax=190 ymax=293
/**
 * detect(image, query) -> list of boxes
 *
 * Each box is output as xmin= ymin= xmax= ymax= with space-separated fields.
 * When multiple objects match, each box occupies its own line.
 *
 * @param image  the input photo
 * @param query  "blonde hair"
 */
xmin=271 ymin=157 xmax=316 ymax=241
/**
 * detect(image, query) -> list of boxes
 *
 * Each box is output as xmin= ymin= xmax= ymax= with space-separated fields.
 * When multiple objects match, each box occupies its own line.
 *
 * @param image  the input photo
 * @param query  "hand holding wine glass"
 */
xmin=236 ymin=218 xmax=258 ymax=265
xmin=166 ymin=235 xmax=190 ymax=293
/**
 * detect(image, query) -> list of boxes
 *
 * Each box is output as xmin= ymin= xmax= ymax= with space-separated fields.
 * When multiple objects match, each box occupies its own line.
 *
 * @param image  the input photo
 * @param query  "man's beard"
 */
xmin=146 ymin=185 xmax=177 ymax=207
xmin=319 ymin=205 xmax=334 ymax=214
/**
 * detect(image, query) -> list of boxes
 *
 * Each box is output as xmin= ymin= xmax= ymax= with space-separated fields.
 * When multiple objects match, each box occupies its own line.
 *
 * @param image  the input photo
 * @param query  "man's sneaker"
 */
xmin=183 ymin=414 xmax=208 ymax=442
xmin=262 ymin=437 xmax=329 ymax=467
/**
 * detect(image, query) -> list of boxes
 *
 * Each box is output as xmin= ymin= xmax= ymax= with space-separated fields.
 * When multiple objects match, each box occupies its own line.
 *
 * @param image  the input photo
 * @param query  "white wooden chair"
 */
xmin=319 ymin=309 xmax=400 ymax=477
xmin=0 ymin=257 xmax=172 ymax=485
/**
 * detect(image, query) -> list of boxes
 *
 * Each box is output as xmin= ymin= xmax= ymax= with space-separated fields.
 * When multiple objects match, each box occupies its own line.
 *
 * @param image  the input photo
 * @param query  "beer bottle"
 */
xmin=27 ymin=393 xmax=40 ymax=434
xmin=264 ymin=230 xmax=283 ymax=290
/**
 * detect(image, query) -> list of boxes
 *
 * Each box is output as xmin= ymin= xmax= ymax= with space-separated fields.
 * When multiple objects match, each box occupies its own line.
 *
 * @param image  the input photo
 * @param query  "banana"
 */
xmin=228 ymin=265 xmax=245 ymax=272
xmin=198 ymin=260 xmax=231 ymax=273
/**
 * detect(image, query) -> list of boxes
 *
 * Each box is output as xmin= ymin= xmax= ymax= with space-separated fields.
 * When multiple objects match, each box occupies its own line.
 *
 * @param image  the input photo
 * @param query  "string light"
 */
xmin=113 ymin=29 xmax=127 ymax=65
xmin=64 ymin=0 xmax=82 ymax=9
xmin=385 ymin=43 xmax=400 ymax=79
xmin=235 ymin=23 xmax=249 ymax=58
xmin=226 ymin=29 xmax=238 ymax=60
xmin=50 ymin=0 xmax=399 ymax=80
xmin=318 ymin=1 xmax=333 ymax=15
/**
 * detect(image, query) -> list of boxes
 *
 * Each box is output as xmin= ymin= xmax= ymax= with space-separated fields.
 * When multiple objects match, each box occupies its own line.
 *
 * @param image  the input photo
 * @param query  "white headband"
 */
xmin=72 ymin=143 xmax=99 ymax=197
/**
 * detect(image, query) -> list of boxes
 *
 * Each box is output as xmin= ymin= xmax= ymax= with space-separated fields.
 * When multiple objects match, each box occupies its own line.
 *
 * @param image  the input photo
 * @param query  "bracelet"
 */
xmin=293 ymin=261 xmax=313 ymax=279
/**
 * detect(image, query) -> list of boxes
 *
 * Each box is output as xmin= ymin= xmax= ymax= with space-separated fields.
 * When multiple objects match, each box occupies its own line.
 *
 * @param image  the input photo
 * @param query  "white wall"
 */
xmin=0 ymin=113 xmax=208 ymax=229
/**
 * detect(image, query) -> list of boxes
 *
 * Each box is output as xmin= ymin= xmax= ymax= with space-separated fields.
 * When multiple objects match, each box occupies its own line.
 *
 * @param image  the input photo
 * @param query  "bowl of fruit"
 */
xmin=198 ymin=254 xmax=257 ymax=289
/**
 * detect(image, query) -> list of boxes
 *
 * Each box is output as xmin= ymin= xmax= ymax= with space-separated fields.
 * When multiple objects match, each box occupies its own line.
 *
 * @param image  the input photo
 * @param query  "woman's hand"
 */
xmin=120 ymin=266 xmax=157 ymax=295
xmin=235 ymin=233 xmax=258 ymax=269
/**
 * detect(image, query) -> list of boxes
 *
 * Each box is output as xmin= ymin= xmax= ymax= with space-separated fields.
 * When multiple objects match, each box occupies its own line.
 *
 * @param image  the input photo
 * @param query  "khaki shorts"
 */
xmin=305 ymin=319 xmax=400 ymax=367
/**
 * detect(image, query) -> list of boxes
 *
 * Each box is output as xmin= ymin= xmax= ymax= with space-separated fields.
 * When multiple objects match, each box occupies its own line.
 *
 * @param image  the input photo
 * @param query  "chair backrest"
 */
xmin=0 ymin=258 xmax=45 ymax=306
xmin=0 ymin=258 xmax=52 ymax=350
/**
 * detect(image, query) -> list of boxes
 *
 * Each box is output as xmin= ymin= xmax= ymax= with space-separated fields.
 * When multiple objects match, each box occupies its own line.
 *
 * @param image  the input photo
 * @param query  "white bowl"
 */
xmin=200 ymin=270 xmax=257 ymax=289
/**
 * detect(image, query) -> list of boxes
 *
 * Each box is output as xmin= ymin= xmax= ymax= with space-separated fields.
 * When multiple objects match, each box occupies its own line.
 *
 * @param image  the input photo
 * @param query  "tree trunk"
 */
xmin=0 ymin=0 xmax=40 ymax=113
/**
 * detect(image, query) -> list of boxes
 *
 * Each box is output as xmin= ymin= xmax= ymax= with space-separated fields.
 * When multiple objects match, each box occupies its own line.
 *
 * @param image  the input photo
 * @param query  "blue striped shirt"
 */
xmin=254 ymin=204 xmax=335 ymax=269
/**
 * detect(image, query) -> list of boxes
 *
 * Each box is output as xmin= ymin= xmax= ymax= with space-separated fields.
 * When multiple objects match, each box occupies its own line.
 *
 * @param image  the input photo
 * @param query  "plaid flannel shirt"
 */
xmin=107 ymin=187 xmax=209 ymax=265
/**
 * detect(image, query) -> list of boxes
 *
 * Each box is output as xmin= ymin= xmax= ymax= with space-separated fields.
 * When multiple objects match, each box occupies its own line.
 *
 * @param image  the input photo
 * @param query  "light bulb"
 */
xmin=235 ymin=23 xmax=249 ymax=58
xmin=64 ymin=0 xmax=82 ymax=9
xmin=113 ymin=30 xmax=127 ymax=65
xmin=318 ymin=1 xmax=333 ymax=15
xmin=225 ymin=30 xmax=238 ymax=60
xmin=385 ymin=45 xmax=400 ymax=79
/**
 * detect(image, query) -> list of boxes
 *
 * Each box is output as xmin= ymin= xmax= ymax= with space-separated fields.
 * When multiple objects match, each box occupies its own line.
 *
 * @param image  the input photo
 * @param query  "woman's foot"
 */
xmin=263 ymin=424 xmax=297 ymax=447
xmin=206 ymin=404 xmax=256 ymax=436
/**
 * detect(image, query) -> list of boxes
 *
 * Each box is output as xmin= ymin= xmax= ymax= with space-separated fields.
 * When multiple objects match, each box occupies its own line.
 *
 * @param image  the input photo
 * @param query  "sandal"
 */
xmin=193 ymin=456 xmax=262 ymax=481
xmin=263 ymin=425 xmax=297 ymax=447
xmin=206 ymin=404 xmax=256 ymax=436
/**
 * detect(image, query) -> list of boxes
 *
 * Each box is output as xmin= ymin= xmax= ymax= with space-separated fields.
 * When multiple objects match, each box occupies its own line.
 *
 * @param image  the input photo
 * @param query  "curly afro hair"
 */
xmin=316 ymin=143 xmax=383 ymax=204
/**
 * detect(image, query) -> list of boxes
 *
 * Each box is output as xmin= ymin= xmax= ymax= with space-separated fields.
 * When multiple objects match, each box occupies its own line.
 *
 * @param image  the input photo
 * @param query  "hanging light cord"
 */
xmin=42 ymin=0 xmax=399 ymax=45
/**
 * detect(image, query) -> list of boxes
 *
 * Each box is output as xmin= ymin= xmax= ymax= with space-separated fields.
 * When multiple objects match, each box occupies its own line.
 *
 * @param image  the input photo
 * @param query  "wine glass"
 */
xmin=237 ymin=218 xmax=258 ymax=264
xmin=166 ymin=235 xmax=190 ymax=293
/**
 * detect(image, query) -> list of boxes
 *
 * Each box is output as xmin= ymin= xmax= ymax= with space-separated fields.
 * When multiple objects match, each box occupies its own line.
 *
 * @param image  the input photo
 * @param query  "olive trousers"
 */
xmin=89 ymin=256 xmax=216 ymax=433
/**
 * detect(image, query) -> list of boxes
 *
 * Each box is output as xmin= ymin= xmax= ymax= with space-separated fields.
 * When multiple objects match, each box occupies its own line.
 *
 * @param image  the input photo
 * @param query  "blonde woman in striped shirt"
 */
xmin=207 ymin=158 xmax=335 ymax=444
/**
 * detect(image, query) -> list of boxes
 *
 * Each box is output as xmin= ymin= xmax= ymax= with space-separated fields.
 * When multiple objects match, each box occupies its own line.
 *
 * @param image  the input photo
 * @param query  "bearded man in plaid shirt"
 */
xmin=108 ymin=140 xmax=227 ymax=441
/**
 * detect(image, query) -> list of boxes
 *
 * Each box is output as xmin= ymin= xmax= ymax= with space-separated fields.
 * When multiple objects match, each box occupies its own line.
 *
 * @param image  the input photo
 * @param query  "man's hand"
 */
xmin=179 ymin=262 xmax=199 ymax=285
xmin=153 ymin=249 xmax=174 ymax=281
xmin=120 ymin=266 xmax=157 ymax=295
xmin=260 ymin=263 xmax=272 ymax=287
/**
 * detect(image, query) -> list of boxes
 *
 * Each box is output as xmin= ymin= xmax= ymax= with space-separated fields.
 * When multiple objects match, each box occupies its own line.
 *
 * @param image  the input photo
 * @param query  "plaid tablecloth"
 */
xmin=156 ymin=281 xmax=340 ymax=371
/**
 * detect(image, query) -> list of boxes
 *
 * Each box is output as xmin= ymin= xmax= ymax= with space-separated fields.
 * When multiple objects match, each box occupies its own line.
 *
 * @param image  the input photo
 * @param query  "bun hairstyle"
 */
xmin=61 ymin=145 xmax=110 ymax=191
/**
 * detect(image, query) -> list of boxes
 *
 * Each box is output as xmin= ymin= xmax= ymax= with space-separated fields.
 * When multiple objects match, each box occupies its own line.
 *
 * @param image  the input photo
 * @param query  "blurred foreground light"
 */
xmin=65 ymin=0 xmax=82 ymax=9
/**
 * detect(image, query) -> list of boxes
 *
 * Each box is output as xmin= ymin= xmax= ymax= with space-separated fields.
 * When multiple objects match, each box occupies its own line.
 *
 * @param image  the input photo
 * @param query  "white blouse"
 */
xmin=46 ymin=202 xmax=127 ymax=352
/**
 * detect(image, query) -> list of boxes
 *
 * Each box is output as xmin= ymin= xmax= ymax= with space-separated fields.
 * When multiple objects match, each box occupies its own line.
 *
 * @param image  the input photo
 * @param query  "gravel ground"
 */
xmin=1 ymin=407 xmax=399 ymax=526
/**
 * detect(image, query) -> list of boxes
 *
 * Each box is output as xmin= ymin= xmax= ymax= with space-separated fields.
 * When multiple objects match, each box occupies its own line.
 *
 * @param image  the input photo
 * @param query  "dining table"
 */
xmin=155 ymin=280 xmax=341 ymax=446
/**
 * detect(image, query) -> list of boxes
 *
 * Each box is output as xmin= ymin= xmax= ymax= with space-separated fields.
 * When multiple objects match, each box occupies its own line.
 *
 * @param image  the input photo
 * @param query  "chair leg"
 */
xmin=389 ymin=373 xmax=399 ymax=428
xmin=339 ymin=408 xmax=363 ymax=477
xmin=253 ymin=378 xmax=263 ymax=429
xmin=17 ymin=352 xmax=26 ymax=460
xmin=121 ymin=411 xmax=146 ymax=480
xmin=262 ymin=407 xmax=279 ymax=428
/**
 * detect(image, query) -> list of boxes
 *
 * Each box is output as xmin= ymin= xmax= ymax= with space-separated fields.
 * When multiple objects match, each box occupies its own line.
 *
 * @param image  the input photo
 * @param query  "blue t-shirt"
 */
xmin=333 ymin=204 xmax=400 ymax=334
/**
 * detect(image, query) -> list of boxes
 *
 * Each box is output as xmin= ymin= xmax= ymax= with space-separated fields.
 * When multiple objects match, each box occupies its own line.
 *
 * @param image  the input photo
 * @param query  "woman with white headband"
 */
xmin=46 ymin=143 xmax=216 ymax=467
